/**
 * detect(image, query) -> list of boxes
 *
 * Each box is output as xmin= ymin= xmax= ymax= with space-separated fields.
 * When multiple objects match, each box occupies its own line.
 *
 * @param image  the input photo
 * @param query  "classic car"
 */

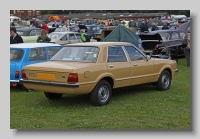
xmin=16 ymin=27 xmax=42 ymax=43
xmin=138 ymin=29 xmax=186 ymax=57
xmin=81 ymin=19 xmax=97 ymax=25
xmin=54 ymin=25 xmax=80 ymax=32
xmin=48 ymin=32 xmax=97 ymax=45
xmin=20 ymin=42 xmax=178 ymax=106
xmin=85 ymin=25 xmax=102 ymax=37
xmin=10 ymin=43 xmax=62 ymax=87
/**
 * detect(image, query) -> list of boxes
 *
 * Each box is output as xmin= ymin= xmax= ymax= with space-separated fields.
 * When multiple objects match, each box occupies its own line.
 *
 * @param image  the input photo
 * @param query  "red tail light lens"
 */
xmin=22 ymin=70 xmax=28 ymax=80
xmin=67 ymin=73 xmax=78 ymax=84
xmin=15 ymin=70 xmax=20 ymax=78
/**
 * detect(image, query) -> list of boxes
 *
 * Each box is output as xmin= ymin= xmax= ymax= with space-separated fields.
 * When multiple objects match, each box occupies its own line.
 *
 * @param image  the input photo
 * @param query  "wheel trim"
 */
xmin=98 ymin=85 xmax=109 ymax=103
xmin=161 ymin=74 xmax=170 ymax=88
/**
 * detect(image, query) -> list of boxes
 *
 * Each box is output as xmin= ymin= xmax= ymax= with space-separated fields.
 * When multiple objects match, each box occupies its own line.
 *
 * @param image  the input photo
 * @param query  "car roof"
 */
xmin=64 ymin=42 xmax=133 ymax=47
xmin=10 ymin=43 xmax=61 ymax=49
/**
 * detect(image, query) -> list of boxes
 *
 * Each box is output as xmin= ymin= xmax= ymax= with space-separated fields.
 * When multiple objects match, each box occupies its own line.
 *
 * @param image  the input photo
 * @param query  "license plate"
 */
xmin=37 ymin=73 xmax=55 ymax=80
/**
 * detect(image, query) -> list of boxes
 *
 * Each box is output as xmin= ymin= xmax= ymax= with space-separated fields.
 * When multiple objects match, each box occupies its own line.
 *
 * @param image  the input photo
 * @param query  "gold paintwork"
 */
xmin=22 ymin=42 xmax=177 ymax=95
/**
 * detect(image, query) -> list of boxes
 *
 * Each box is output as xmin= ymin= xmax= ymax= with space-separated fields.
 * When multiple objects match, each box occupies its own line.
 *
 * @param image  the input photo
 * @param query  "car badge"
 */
xmin=62 ymin=75 xmax=66 ymax=78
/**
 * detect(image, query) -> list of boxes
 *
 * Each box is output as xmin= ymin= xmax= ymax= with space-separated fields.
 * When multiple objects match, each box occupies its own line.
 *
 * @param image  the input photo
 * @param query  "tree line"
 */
xmin=41 ymin=10 xmax=190 ymax=17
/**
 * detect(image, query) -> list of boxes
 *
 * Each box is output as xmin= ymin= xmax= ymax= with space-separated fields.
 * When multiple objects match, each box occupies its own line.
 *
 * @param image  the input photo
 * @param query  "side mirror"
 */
xmin=146 ymin=55 xmax=151 ymax=60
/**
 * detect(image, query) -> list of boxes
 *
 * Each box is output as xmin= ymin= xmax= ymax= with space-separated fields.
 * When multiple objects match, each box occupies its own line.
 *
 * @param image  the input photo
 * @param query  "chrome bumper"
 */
xmin=20 ymin=79 xmax=79 ymax=88
xmin=175 ymin=69 xmax=178 ymax=72
xmin=10 ymin=80 xmax=19 ymax=83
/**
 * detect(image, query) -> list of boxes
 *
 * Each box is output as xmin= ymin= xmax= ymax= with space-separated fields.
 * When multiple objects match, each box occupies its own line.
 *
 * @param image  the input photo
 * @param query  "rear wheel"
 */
xmin=156 ymin=70 xmax=171 ymax=91
xmin=44 ymin=92 xmax=63 ymax=100
xmin=90 ymin=80 xmax=112 ymax=106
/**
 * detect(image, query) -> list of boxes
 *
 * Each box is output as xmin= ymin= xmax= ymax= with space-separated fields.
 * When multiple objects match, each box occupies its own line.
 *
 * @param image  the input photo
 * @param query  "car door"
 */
xmin=123 ymin=46 xmax=154 ymax=85
xmin=27 ymin=47 xmax=48 ymax=65
xmin=58 ymin=34 xmax=68 ymax=45
xmin=68 ymin=33 xmax=79 ymax=44
xmin=107 ymin=46 xmax=132 ymax=88
xmin=75 ymin=33 xmax=82 ymax=43
xmin=170 ymin=32 xmax=182 ymax=55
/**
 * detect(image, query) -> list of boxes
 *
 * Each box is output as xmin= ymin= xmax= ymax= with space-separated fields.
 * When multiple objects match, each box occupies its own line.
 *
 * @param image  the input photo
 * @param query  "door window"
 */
xmin=30 ymin=30 xmax=36 ymax=36
xmin=107 ymin=46 xmax=127 ymax=62
xmin=68 ymin=34 xmax=76 ymax=40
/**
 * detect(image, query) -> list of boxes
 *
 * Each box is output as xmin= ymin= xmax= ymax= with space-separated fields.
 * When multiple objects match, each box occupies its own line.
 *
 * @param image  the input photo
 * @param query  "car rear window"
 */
xmin=159 ymin=33 xmax=170 ymax=41
xmin=10 ymin=49 xmax=24 ymax=62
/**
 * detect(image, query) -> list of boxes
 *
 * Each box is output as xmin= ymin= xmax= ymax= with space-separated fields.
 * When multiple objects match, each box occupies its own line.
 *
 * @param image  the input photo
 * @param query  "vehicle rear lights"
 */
xmin=22 ymin=70 xmax=28 ymax=80
xmin=67 ymin=73 xmax=78 ymax=83
xmin=12 ymin=84 xmax=17 ymax=87
xmin=15 ymin=70 xmax=20 ymax=78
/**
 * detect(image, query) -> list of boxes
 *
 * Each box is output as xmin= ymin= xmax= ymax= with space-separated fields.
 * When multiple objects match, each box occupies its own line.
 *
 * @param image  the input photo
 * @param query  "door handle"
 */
xmin=133 ymin=63 xmax=138 ymax=66
xmin=109 ymin=65 xmax=114 ymax=68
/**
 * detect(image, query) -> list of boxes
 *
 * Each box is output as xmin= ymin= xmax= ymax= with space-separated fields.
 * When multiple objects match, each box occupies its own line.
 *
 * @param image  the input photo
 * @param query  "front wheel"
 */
xmin=156 ymin=70 xmax=171 ymax=91
xmin=90 ymin=80 xmax=112 ymax=106
xmin=44 ymin=92 xmax=63 ymax=100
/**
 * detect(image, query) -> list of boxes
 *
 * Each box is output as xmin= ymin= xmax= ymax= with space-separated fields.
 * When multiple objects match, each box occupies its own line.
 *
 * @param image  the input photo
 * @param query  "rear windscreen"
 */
xmin=10 ymin=49 xmax=24 ymax=62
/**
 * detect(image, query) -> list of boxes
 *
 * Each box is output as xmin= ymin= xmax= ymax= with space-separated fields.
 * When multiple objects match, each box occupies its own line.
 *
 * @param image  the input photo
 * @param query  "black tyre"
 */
xmin=90 ymin=80 xmax=112 ymax=106
xmin=156 ymin=70 xmax=171 ymax=91
xmin=44 ymin=92 xmax=63 ymax=100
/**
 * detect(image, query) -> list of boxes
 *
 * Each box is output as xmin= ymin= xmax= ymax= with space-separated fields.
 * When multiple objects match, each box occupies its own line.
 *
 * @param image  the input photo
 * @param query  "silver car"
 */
xmin=48 ymin=32 xmax=97 ymax=45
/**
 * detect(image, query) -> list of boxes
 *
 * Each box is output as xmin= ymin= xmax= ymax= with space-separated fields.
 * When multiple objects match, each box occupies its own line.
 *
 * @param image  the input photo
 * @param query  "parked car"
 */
xmin=48 ymin=32 xmax=97 ymax=45
xmin=10 ymin=43 xmax=62 ymax=87
xmin=20 ymin=42 xmax=178 ymax=106
xmin=138 ymin=29 xmax=186 ymax=57
xmin=16 ymin=27 xmax=42 ymax=43
xmin=85 ymin=25 xmax=102 ymax=37
xmin=54 ymin=26 xmax=80 ymax=32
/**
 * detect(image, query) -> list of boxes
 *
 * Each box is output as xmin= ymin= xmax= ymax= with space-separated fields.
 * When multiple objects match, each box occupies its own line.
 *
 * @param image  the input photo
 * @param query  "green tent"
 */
xmin=103 ymin=25 xmax=140 ymax=47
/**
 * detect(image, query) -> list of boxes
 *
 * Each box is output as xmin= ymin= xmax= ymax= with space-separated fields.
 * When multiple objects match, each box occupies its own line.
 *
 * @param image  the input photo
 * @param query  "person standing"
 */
xmin=182 ymin=30 xmax=190 ymax=67
xmin=41 ymin=22 xmax=49 ymax=33
xmin=121 ymin=21 xmax=127 ymax=28
xmin=61 ymin=22 xmax=70 ymax=32
xmin=37 ymin=29 xmax=51 ymax=43
xmin=34 ymin=19 xmax=39 ymax=28
xmin=80 ymin=30 xmax=86 ymax=42
xmin=162 ymin=24 xmax=169 ymax=30
xmin=10 ymin=27 xmax=24 ymax=44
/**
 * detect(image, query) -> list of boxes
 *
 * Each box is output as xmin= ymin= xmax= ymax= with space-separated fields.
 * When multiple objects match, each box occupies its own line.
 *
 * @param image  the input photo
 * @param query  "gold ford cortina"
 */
xmin=20 ymin=42 xmax=178 ymax=106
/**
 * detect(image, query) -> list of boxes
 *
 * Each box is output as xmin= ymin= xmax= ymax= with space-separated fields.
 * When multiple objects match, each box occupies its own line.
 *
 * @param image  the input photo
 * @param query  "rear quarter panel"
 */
xmin=152 ymin=58 xmax=177 ymax=81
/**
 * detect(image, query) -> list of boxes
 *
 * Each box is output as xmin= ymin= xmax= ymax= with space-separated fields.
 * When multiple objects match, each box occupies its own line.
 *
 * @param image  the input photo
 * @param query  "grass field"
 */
xmin=10 ymin=58 xmax=190 ymax=130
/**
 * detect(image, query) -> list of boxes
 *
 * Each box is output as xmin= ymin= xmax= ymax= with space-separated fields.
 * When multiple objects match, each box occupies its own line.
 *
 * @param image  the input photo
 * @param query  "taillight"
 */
xmin=67 ymin=73 xmax=78 ymax=84
xmin=22 ymin=70 xmax=28 ymax=80
xmin=15 ymin=70 xmax=20 ymax=78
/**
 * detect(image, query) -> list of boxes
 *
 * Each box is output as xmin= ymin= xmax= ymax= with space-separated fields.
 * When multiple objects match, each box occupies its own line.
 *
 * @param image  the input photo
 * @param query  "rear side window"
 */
xmin=180 ymin=32 xmax=186 ymax=39
xmin=107 ymin=46 xmax=127 ymax=62
xmin=10 ymin=49 xmax=24 ymax=62
xmin=28 ymin=47 xmax=47 ymax=61
xmin=48 ymin=47 xmax=62 ymax=59
xmin=171 ymin=32 xmax=180 ymax=40
xmin=124 ymin=46 xmax=145 ymax=61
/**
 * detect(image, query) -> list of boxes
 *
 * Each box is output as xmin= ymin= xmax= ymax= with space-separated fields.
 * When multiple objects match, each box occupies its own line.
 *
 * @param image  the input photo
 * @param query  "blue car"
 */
xmin=10 ymin=43 xmax=62 ymax=87
xmin=85 ymin=25 xmax=102 ymax=37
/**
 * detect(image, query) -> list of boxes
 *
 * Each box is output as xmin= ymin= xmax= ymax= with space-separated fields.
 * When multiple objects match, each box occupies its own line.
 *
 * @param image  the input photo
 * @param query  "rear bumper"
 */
xmin=10 ymin=80 xmax=20 ymax=83
xmin=20 ymin=79 xmax=79 ymax=88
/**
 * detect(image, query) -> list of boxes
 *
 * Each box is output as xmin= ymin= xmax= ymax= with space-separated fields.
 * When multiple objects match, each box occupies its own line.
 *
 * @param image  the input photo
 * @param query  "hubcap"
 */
xmin=161 ymin=74 xmax=170 ymax=88
xmin=98 ymin=85 xmax=109 ymax=103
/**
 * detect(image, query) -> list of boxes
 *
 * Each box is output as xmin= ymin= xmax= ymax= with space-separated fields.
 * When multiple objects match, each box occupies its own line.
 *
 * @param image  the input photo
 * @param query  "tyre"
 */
xmin=44 ymin=92 xmax=63 ymax=100
xmin=90 ymin=80 xmax=112 ymax=106
xmin=156 ymin=70 xmax=171 ymax=91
